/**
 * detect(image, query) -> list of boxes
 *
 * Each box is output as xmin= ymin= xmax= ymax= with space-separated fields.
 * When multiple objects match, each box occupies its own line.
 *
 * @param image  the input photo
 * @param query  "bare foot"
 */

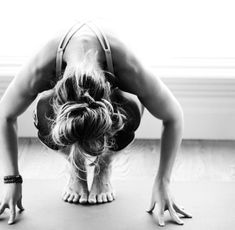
xmin=88 ymin=164 xmax=115 ymax=204
xmin=62 ymin=174 xmax=89 ymax=204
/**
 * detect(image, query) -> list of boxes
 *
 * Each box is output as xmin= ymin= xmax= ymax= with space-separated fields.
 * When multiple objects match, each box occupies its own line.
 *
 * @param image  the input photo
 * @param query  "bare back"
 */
xmin=18 ymin=23 xmax=147 ymax=97
xmin=1 ymin=21 xmax=179 ymax=126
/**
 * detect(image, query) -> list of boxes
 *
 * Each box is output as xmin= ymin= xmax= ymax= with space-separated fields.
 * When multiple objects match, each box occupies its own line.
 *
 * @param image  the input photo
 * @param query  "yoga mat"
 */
xmin=0 ymin=179 xmax=234 ymax=230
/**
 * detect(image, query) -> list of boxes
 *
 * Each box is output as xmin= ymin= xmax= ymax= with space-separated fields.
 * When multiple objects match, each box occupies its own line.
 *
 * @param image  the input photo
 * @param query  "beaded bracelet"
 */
xmin=4 ymin=175 xmax=23 ymax=184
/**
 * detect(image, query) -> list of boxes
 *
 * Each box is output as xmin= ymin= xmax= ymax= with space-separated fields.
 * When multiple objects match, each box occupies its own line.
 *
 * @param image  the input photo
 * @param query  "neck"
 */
xmin=65 ymin=49 xmax=101 ymax=74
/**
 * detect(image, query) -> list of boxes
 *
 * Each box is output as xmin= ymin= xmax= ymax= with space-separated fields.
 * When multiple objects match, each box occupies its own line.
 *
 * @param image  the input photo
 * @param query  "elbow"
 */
xmin=0 ymin=114 xmax=17 ymax=133
xmin=175 ymin=104 xmax=184 ymax=128
xmin=0 ymin=113 xmax=17 ymax=124
xmin=163 ymin=103 xmax=184 ymax=133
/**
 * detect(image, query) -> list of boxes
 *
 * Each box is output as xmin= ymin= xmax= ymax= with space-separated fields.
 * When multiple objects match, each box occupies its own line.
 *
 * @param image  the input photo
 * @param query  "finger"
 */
xmin=173 ymin=203 xmax=192 ymax=218
xmin=156 ymin=202 xmax=165 ymax=227
xmin=0 ymin=204 xmax=6 ymax=215
xmin=146 ymin=196 xmax=156 ymax=213
xmin=17 ymin=197 xmax=24 ymax=211
xmin=158 ymin=214 xmax=165 ymax=227
xmin=168 ymin=201 xmax=184 ymax=225
xmin=8 ymin=203 xmax=16 ymax=225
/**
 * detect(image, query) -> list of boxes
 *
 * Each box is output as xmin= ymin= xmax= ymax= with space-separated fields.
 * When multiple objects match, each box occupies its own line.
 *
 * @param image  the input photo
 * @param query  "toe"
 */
xmin=97 ymin=194 xmax=103 ymax=203
xmin=88 ymin=194 xmax=97 ymax=204
xmin=79 ymin=193 xmax=88 ymax=204
xmin=111 ymin=191 xmax=116 ymax=200
xmin=67 ymin=194 xmax=75 ymax=203
xmin=63 ymin=192 xmax=70 ymax=202
xmin=102 ymin=194 xmax=108 ymax=203
xmin=73 ymin=193 xmax=79 ymax=203
xmin=107 ymin=193 xmax=114 ymax=202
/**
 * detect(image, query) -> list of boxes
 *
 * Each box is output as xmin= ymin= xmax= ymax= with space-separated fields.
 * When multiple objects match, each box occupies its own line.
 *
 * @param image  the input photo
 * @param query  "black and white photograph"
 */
xmin=0 ymin=0 xmax=234 ymax=229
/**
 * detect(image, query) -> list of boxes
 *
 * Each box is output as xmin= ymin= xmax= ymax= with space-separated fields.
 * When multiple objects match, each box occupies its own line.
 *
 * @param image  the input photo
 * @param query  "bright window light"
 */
xmin=1 ymin=0 xmax=235 ymax=67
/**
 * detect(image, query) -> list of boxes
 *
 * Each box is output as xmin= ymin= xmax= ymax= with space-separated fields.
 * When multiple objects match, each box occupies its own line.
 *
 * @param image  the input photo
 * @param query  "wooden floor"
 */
xmin=0 ymin=138 xmax=235 ymax=230
xmin=2 ymin=138 xmax=234 ymax=182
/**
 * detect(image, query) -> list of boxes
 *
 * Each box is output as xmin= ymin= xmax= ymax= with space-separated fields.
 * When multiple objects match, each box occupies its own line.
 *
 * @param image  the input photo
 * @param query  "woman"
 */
xmin=0 ymin=21 xmax=191 ymax=226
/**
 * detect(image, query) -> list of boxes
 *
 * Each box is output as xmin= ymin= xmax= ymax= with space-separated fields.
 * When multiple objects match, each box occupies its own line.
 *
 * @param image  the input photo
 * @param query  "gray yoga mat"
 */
xmin=0 ymin=179 xmax=234 ymax=230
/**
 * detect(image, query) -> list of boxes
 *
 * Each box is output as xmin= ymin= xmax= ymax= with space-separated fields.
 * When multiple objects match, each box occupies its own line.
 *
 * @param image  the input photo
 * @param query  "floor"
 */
xmin=0 ymin=138 xmax=235 ymax=230
xmin=9 ymin=138 xmax=235 ymax=182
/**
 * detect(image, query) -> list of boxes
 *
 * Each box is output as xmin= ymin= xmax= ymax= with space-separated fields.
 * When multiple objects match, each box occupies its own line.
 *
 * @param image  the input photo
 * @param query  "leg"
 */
xmin=35 ymin=90 xmax=55 ymax=136
xmin=111 ymin=89 xmax=144 ymax=151
xmin=88 ymin=150 xmax=116 ymax=204
xmin=34 ymin=90 xmax=60 ymax=150
xmin=35 ymin=91 xmax=89 ymax=203
xmin=62 ymin=146 xmax=89 ymax=204
xmin=88 ymin=89 xmax=144 ymax=204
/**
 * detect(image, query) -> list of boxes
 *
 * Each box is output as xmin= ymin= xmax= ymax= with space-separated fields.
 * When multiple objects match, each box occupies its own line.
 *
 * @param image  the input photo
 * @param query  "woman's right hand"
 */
xmin=0 ymin=183 xmax=24 ymax=224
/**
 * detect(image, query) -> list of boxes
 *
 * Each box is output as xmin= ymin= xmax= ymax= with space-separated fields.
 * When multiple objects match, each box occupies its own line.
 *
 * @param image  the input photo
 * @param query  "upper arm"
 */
xmin=0 ymin=37 xmax=59 ymax=120
xmin=115 ymin=46 xmax=183 ymax=123
xmin=136 ymin=69 xmax=183 ymax=123
xmin=0 ymin=73 xmax=37 ymax=120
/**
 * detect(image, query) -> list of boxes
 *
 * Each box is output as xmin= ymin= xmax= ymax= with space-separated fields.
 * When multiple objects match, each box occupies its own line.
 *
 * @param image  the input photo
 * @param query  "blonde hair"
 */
xmin=50 ymin=51 xmax=126 ymax=172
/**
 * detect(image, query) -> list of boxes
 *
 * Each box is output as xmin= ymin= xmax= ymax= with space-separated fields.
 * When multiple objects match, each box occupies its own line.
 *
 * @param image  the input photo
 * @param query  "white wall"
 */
xmin=1 ymin=0 xmax=235 ymax=140
xmin=1 ymin=0 xmax=235 ymax=60
xmin=1 ymin=57 xmax=235 ymax=140
xmin=136 ymin=58 xmax=235 ymax=140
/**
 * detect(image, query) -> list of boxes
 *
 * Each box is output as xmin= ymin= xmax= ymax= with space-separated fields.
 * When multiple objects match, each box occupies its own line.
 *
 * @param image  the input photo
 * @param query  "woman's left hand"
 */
xmin=146 ymin=178 xmax=192 ymax=227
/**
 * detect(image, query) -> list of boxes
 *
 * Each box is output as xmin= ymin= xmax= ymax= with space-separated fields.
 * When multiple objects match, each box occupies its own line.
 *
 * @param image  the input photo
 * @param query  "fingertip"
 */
xmin=19 ymin=207 xmax=25 ymax=212
xmin=146 ymin=204 xmax=155 ymax=213
xmin=0 ymin=209 xmax=4 ymax=215
xmin=173 ymin=203 xmax=193 ymax=219
xmin=176 ymin=219 xmax=184 ymax=225
xmin=146 ymin=209 xmax=153 ymax=213
xmin=159 ymin=220 xmax=165 ymax=227
xmin=17 ymin=202 xmax=25 ymax=211
xmin=8 ymin=218 xmax=15 ymax=225
xmin=146 ymin=202 xmax=156 ymax=213
xmin=186 ymin=212 xmax=193 ymax=218
xmin=0 ymin=204 xmax=6 ymax=215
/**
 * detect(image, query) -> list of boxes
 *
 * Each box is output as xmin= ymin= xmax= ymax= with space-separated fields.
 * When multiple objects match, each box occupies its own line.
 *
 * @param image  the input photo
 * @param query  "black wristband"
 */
xmin=4 ymin=175 xmax=23 ymax=184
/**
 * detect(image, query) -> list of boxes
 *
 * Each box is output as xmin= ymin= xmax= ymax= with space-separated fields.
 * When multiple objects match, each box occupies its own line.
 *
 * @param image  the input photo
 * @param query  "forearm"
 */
xmin=0 ymin=118 xmax=19 ymax=175
xmin=157 ymin=117 xmax=183 ymax=182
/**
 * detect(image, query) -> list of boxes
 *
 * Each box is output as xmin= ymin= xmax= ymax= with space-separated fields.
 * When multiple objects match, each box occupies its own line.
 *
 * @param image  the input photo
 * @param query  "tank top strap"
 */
xmin=56 ymin=21 xmax=87 ymax=78
xmin=56 ymin=21 xmax=115 ymax=80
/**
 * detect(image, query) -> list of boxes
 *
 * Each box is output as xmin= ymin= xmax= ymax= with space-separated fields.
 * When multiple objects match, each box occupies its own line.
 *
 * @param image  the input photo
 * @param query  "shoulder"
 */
xmin=108 ymin=36 xmax=149 ymax=96
xmin=0 ymin=34 xmax=65 ymax=119
xmin=96 ymin=22 xmax=149 ymax=95
xmin=32 ymin=36 xmax=61 ymax=76
xmin=17 ymin=36 xmax=62 ymax=95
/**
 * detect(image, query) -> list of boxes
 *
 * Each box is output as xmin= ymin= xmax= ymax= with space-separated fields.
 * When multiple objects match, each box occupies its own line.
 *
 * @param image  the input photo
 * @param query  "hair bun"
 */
xmin=81 ymin=92 xmax=94 ymax=104
xmin=81 ymin=92 xmax=102 ymax=109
